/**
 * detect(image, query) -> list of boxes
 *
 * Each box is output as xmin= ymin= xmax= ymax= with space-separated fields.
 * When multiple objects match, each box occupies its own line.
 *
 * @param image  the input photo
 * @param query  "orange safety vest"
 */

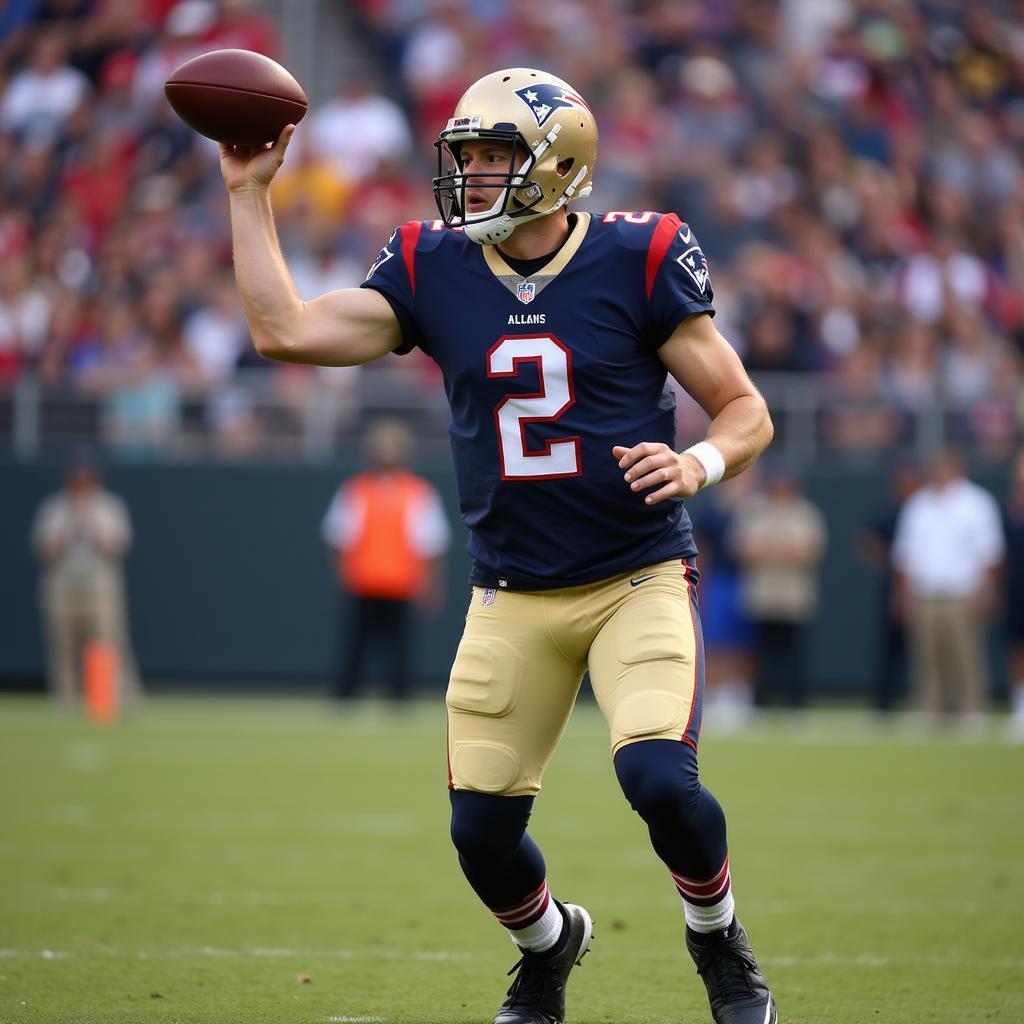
xmin=339 ymin=471 xmax=433 ymax=600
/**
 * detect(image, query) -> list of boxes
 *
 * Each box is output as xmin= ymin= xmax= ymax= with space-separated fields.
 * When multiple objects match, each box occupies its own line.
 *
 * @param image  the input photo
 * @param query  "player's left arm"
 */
xmin=613 ymin=312 xmax=773 ymax=505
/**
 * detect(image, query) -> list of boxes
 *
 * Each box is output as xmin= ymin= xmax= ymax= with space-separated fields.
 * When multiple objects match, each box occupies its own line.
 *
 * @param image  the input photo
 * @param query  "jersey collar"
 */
xmin=482 ymin=212 xmax=591 ymax=302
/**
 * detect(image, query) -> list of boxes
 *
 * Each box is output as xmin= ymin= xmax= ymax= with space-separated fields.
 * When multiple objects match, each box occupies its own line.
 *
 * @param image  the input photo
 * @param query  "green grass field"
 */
xmin=1 ymin=696 xmax=1022 ymax=1024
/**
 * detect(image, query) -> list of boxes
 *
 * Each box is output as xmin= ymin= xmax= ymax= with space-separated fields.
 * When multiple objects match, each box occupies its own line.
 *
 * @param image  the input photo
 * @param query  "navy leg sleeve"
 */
xmin=449 ymin=790 xmax=547 ymax=909
xmin=614 ymin=738 xmax=728 ymax=881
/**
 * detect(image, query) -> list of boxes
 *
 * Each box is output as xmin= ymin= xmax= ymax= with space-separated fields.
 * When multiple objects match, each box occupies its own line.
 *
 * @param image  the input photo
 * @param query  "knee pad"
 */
xmin=614 ymin=738 xmax=702 ymax=825
xmin=446 ymin=637 xmax=527 ymax=794
xmin=449 ymin=789 xmax=534 ymax=862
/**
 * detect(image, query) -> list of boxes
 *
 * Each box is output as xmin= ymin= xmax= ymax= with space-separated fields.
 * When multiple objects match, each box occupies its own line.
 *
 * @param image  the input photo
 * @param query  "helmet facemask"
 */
xmin=433 ymin=125 xmax=549 ymax=245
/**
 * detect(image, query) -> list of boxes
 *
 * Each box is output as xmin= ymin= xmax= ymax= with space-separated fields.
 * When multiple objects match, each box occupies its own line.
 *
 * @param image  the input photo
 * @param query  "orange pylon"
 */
xmin=83 ymin=641 xmax=119 ymax=724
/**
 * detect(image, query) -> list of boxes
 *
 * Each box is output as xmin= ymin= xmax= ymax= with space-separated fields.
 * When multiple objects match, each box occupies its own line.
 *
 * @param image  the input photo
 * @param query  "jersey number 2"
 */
xmin=487 ymin=334 xmax=582 ymax=480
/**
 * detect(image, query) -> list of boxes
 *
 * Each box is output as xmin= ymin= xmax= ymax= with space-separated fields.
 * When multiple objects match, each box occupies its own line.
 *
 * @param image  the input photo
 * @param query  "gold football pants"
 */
xmin=445 ymin=558 xmax=703 ymax=796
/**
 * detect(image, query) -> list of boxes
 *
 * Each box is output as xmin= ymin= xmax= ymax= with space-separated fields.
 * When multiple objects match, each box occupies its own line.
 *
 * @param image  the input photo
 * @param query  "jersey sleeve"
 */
xmin=358 ymin=222 xmax=426 ymax=356
xmin=644 ymin=214 xmax=716 ymax=350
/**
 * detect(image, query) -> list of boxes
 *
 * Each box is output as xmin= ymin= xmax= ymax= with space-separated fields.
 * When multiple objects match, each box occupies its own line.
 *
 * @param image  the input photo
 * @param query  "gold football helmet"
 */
xmin=432 ymin=68 xmax=598 ymax=245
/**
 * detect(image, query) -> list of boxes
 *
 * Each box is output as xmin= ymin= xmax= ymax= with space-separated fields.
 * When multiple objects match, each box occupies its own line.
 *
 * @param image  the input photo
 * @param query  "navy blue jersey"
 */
xmin=361 ymin=211 xmax=715 ymax=589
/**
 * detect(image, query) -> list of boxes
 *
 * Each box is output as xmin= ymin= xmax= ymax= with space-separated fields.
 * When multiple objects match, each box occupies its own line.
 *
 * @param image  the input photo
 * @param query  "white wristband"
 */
xmin=683 ymin=441 xmax=725 ymax=489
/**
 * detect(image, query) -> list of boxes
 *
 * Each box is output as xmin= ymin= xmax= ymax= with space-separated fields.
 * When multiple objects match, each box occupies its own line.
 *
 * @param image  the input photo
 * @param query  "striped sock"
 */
xmin=491 ymin=879 xmax=565 ymax=952
xmin=671 ymin=856 xmax=735 ymax=933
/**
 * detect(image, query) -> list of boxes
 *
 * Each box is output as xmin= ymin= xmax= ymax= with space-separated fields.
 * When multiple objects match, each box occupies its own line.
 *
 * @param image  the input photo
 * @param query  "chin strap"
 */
xmin=465 ymin=216 xmax=517 ymax=246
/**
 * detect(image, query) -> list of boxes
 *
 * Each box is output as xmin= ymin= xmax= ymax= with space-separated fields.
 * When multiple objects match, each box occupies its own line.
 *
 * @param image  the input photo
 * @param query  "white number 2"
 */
xmin=487 ymin=334 xmax=582 ymax=480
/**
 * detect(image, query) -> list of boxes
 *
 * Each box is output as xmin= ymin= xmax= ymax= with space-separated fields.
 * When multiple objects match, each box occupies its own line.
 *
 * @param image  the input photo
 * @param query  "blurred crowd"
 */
xmin=1 ymin=0 xmax=1023 ymax=457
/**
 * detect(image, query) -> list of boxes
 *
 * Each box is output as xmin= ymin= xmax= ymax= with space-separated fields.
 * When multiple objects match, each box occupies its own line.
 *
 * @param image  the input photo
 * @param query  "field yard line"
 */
xmin=50 ymin=887 xmax=112 ymax=902
xmin=2 ymin=946 xmax=1021 ymax=970
xmin=0 ymin=949 xmax=72 ymax=959
xmin=617 ymin=948 xmax=1024 ymax=969
xmin=171 ymin=946 xmax=480 ymax=961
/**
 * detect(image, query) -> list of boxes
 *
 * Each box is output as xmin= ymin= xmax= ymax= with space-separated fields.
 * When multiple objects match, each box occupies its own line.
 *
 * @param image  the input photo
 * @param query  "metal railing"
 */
xmin=0 ymin=369 xmax=1014 ymax=464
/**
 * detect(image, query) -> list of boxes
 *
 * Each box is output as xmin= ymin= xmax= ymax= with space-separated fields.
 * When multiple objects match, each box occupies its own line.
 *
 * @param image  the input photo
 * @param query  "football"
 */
xmin=164 ymin=48 xmax=307 ymax=147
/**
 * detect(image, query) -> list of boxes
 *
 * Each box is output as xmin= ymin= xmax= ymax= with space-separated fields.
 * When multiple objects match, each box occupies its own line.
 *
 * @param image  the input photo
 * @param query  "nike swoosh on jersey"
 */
xmin=629 ymin=573 xmax=658 ymax=587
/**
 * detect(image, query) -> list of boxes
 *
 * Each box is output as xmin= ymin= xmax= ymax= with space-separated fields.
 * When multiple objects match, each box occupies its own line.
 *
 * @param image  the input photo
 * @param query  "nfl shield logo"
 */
xmin=516 ymin=280 xmax=536 ymax=305
xmin=481 ymin=588 xmax=497 ymax=606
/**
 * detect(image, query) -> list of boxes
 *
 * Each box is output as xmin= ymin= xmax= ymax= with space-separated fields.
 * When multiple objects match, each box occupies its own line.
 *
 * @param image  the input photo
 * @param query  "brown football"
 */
xmin=165 ymin=48 xmax=307 ymax=147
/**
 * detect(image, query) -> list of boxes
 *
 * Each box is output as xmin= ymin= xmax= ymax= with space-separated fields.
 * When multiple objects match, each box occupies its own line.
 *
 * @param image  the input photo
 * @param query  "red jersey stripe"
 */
xmin=400 ymin=220 xmax=422 ymax=295
xmin=645 ymin=212 xmax=682 ymax=299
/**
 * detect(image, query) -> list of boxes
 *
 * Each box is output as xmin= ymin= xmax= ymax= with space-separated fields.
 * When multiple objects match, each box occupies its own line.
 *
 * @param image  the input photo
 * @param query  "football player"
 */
xmin=220 ymin=68 xmax=777 ymax=1024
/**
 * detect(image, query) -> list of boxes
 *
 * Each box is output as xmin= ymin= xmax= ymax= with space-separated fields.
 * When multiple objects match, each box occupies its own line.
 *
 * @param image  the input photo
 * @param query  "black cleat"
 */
xmin=494 ymin=902 xmax=594 ymax=1024
xmin=686 ymin=919 xmax=778 ymax=1024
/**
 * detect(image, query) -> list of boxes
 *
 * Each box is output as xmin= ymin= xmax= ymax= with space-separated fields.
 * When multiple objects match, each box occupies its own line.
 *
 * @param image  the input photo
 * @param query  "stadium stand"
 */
xmin=0 ymin=0 xmax=1021 ymax=462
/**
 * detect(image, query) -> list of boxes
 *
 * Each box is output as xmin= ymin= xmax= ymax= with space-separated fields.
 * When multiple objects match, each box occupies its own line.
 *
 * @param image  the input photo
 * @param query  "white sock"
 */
xmin=671 ymin=858 xmax=735 ymax=933
xmin=507 ymin=897 xmax=564 ymax=951
xmin=684 ymin=889 xmax=735 ymax=933
xmin=492 ymin=881 xmax=565 ymax=952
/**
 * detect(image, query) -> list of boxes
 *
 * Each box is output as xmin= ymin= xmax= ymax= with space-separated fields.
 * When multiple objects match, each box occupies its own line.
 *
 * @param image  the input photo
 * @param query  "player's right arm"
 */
xmin=221 ymin=125 xmax=402 ymax=367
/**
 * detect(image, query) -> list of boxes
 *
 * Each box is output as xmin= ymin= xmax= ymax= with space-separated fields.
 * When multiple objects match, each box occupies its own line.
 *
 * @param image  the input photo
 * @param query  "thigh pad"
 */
xmin=589 ymin=569 xmax=700 ymax=753
xmin=446 ymin=589 xmax=585 ymax=796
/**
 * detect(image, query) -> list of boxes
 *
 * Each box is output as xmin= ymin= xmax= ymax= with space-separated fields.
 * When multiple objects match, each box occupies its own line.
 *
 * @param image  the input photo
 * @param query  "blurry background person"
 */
xmin=858 ymin=458 xmax=922 ymax=714
xmin=321 ymin=419 xmax=450 ymax=704
xmin=691 ymin=475 xmax=756 ymax=729
xmin=1001 ymin=450 xmax=1024 ymax=740
xmin=732 ymin=462 xmax=828 ymax=709
xmin=30 ymin=452 xmax=142 ymax=709
xmin=892 ymin=449 xmax=1004 ymax=727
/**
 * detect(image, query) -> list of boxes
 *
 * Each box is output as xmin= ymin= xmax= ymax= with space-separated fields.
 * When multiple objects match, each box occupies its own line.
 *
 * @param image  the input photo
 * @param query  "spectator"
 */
xmin=321 ymin=419 xmax=450 ymax=703
xmin=182 ymin=270 xmax=248 ymax=389
xmin=858 ymin=458 xmax=921 ymax=714
xmin=306 ymin=74 xmax=413 ymax=184
xmin=132 ymin=0 xmax=219 ymax=113
xmin=691 ymin=474 xmax=757 ymax=729
xmin=31 ymin=451 xmax=142 ymax=709
xmin=0 ymin=253 xmax=51 ymax=383
xmin=271 ymin=143 xmax=355 ymax=232
xmin=77 ymin=296 xmax=184 ymax=457
xmin=398 ymin=1 xmax=474 ymax=143
xmin=0 ymin=26 xmax=90 ymax=143
xmin=205 ymin=0 xmax=280 ymax=58
xmin=731 ymin=462 xmax=828 ymax=708
xmin=900 ymin=229 xmax=989 ymax=324
xmin=892 ymin=448 xmax=1004 ymax=727
xmin=823 ymin=345 xmax=904 ymax=456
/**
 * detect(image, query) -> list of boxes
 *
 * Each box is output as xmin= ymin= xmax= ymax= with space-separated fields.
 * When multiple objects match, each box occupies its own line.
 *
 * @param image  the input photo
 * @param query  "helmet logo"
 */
xmin=516 ymin=280 xmax=536 ymax=304
xmin=514 ymin=83 xmax=589 ymax=127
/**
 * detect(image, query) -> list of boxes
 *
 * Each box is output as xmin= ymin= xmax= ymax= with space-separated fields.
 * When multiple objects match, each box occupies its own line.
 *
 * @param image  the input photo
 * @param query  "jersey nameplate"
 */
xmin=508 ymin=313 xmax=546 ymax=324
